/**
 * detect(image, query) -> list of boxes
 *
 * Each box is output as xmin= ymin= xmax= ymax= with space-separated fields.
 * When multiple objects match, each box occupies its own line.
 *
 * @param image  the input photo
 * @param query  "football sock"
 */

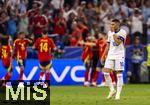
xmin=93 ymin=70 xmax=100 ymax=83
xmin=85 ymin=70 xmax=89 ymax=82
xmin=104 ymin=72 xmax=114 ymax=92
xmin=46 ymin=71 xmax=50 ymax=81
xmin=102 ymin=73 xmax=105 ymax=82
xmin=116 ymin=73 xmax=123 ymax=97
xmin=40 ymin=71 xmax=45 ymax=80
xmin=19 ymin=68 xmax=24 ymax=81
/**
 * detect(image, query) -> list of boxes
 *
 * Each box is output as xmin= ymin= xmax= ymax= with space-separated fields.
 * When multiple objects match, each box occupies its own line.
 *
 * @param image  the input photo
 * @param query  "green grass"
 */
xmin=50 ymin=84 xmax=150 ymax=105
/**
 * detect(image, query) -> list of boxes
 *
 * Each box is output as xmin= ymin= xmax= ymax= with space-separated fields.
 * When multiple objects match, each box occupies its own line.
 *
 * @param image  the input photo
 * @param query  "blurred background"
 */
xmin=0 ymin=0 xmax=150 ymax=84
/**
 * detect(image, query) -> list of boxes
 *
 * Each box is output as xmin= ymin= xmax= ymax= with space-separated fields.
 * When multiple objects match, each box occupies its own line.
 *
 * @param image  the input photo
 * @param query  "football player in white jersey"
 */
xmin=101 ymin=19 xmax=127 ymax=100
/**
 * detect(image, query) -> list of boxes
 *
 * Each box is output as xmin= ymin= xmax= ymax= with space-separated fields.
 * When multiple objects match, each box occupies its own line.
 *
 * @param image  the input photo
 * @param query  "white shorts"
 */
xmin=104 ymin=58 xmax=125 ymax=71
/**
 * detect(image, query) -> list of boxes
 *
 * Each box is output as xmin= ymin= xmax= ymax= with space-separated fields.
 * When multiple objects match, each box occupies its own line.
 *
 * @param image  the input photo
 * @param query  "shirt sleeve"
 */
xmin=118 ymin=29 xmax=127 ymax=42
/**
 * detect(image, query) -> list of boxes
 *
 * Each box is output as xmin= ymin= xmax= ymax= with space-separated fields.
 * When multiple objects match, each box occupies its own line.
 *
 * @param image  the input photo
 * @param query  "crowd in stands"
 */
xmin=0 ymin=0 xmax=149 ymax=45
xmin=0 ymin=0 xmax=150 ymax=83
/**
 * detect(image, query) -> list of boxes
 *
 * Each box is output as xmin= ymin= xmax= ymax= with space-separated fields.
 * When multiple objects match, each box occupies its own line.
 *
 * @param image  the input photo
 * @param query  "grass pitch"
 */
xmin=50 ymin=84 xmax=150 ymax=105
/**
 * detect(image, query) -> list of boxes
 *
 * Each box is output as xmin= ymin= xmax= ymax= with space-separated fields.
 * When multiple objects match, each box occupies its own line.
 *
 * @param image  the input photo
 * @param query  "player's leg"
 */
xmin=103 ymin=59 xmax=116 ymax=99
xmin=39 ymin=62 xmax=46 ymax=81
xmin=4 ymin=64 xmax=13 ymax=87
xmin=18 ymin=59 xmax=26 ymax=87
xmin=84 ymin=60 xmax=91 ymax=86
xmin=97 ymin=68 xmax=107 ymax=87
xmin=17 ymin=59 xmax=25 ymax=81
xmin=91 ymin=60 xmax=101 ymax=86
xmin=115 ymin=59 xmax=124 ymax=100
xmin=110 ymin=71 xmax=117 ymax=86
xmin=91 ymin=57 xmax=99 ymax=86
xmin=45 ymin=61 xmax=52 ymax=87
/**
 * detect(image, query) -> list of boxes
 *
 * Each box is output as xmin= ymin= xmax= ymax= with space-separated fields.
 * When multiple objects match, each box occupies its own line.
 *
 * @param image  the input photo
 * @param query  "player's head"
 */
xmin=42 ymin=30 xmax=48 ymax=37
xmin=1 ymin=35 xmax=9 ymax=45
xmin=110 ymin=19 xmax=120 ymax=31
xmin=18 ymin=32 xmax=26 ymax=39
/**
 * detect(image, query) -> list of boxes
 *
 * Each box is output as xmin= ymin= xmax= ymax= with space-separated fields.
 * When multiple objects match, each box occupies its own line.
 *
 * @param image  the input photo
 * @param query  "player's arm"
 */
xmin=25 ymin=38 xmax=33 ymax=44
xmin=32 ymin=40 xmax=38 ymax=50
xmin=101 ymin=42 xmax=110 ymax=65
xmin=78 ymin=41 xmax=96 ymax=47
xmin=113 ymin=34 xmax=122 ymax=45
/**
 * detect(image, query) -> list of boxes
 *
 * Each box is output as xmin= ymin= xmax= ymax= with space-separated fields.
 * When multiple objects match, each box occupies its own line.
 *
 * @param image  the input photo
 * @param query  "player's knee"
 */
xmin=103 ymin=68 xmax=110 ymax=73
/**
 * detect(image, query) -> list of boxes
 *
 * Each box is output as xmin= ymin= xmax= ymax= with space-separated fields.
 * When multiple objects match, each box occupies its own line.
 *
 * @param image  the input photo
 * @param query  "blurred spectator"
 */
xmin=142 ymin=0 xmax=150 ymax=24
xmin=129 ymin=36 xmax=145 ymax=83
xmin=18 ymin=12 xmax=29 ymax=35
xmin=32 ymin=10 xmax=48 ymax=41
xmin=77 ymin=19 xmax=89 ymax=42
xmin=147 ymin=42 xmax=150 ymax=83
xmin=0 ymin=11 xmax=9 ymax=35
xmin=53 ymin=11 xmax=66 ymax=40
xmin=130 ymin=8 xmax=143 ymax=35
xmin=7 ymin=13 xmax=18 ymax=40
xmin=112 ymin=0 xmax=129 ymax=19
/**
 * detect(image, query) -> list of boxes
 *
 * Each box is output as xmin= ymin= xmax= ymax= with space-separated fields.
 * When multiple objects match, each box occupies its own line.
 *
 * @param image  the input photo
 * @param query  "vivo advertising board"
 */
xmin=0 ymin=59 xmax=126 ymax=85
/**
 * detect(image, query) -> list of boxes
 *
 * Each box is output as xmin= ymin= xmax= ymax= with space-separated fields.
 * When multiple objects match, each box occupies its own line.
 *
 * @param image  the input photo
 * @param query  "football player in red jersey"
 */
xmin=79 ymin=36 xmax=94 ymax=86
xmin=32 ymin=30 xmax=57 ymax=87
xmin=0 ymin=35 xmax=13 ymax=87
xmin=14 ymin=32 xmax=32 ymax=86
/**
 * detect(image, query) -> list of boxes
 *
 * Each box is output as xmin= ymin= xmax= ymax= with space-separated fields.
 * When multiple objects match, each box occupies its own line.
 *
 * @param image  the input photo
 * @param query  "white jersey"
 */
xmin=107 ymin=29 xmax=127 ymax=59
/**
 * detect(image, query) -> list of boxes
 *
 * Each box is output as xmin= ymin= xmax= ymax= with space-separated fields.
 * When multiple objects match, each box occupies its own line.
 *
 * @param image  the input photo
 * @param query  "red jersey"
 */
xmin=33 ymin=15 xmax=48 ymax=35
xmin=82 ymin=45 xmax=93 ymax=62
xmin=34 ymin=36 xmax=56 ymax=62
xmin=27 ymin=9 xmax=39 ymax=26
xmin=96 ymin=39 xmax=107 ymax=59
xmin=0 ymin=45 xmax=12 ymax=67
xmin=14 ymin=39 xmax=30 ymax=59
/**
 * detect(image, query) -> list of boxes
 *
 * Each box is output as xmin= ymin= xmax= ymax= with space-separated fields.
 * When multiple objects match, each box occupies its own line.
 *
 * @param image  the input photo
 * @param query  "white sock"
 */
xmin=104 ymin=72 xmax=114 ymax=92
xmin=116 ymin=73 xmax=123 ymax=97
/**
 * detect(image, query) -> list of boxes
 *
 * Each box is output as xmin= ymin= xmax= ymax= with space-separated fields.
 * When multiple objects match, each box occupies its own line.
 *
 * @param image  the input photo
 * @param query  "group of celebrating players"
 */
xmin=0 ymin=18 xmax=126 ymax=100
xmin=0 ymin=30 xmax=56 ymax=88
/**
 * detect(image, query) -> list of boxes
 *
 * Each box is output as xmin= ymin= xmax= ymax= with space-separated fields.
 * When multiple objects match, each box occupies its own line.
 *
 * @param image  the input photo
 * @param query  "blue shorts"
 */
xmin=39 ymin=61 xmax=52 ymax=70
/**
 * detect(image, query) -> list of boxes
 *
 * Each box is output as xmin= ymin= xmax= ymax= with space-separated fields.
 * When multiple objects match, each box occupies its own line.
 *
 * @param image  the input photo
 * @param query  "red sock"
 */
xmin=40 ymin=71 xmax=45 ymax=80
xmin=91 ymin=70 xmax=96 ymax=82
xmin=113 ymin=72 xmax=117 ymax=83
xmin=46 ymin=71 xmax=50 ymax=81
xmin=5 ymin=73 xmax=11 ymax=80
xmin=85 ymin=70 xmax=89 ymax=82
xmin=93 ymin=70 xmax=100 ymax=83
xmin=19 ymin=68 xmax=24 ymax=80
xmin=102 ymin=74 xmax=105 ymax=82
xmin=110 ymin=72 xmax=116 ymax=83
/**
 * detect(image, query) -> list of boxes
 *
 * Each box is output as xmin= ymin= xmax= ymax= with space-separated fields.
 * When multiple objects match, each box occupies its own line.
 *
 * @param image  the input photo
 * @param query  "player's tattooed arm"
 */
xmin=113 ymin=34 xmax=122 ymax=45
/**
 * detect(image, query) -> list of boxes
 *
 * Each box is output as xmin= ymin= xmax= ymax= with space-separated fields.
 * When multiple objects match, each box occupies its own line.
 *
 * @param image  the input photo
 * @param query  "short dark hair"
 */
xmin=111 ymin=19 xmax=120 ymax=23
xmin=42 ymin=29 xmax=48 ymax=35
xmin=18 ymin=32 xmax=25 ymax=35
xmin=1 ymin=35 xmax=9 ymax=45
